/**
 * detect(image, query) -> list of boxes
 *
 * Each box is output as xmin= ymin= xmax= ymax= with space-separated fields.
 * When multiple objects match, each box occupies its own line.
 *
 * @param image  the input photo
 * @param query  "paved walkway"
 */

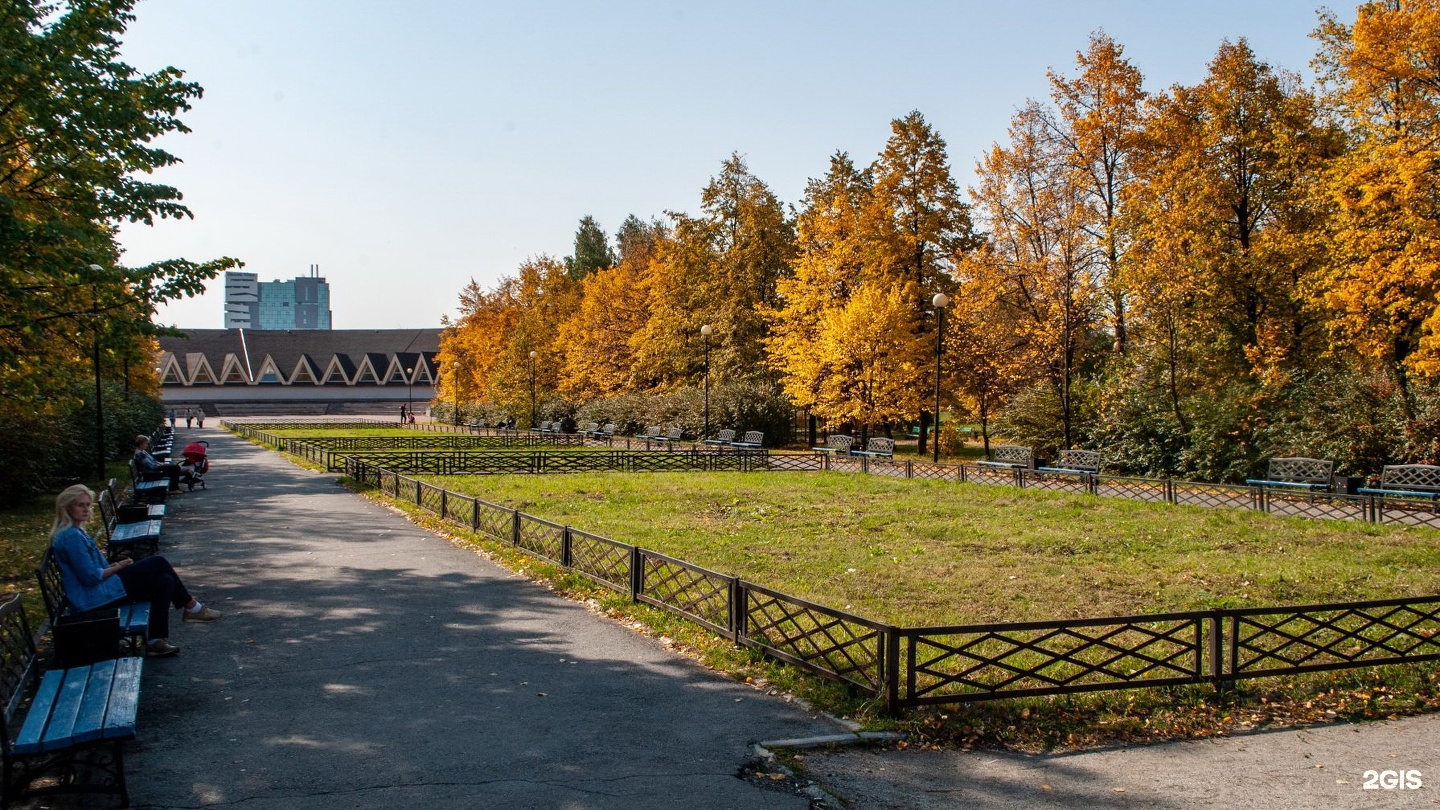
xmin=28 ymin=424 xmax=1440 ymax=809
xmin=71 ymin=425 xmax=844 ymax=809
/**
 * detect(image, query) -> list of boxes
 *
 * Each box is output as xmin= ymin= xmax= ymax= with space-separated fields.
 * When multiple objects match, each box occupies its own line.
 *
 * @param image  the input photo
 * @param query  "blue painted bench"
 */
xmin=126 ymin=460 xmax=168 ymax=506
xmin=1246 ymin=457 xmax=1334 ymax=492
xmin=36 ymin=549 xmax=151 ymax=655
xmin=97 ymin=490 xmax=160 ymax=563
xmin=852 ymin=438 xmax=895 ymax=459
xmin=813 ymin=435 xmax=854 ymax=456
xmin=652 ymin=426 xmax=684 ymax=445
xmin=107 ymin=480 xmax=163 ymax=520
xmin=0 ymin=593 xmax=143 ymax=808
xmin=1359 ymin=464 xmax=1440 ymax=507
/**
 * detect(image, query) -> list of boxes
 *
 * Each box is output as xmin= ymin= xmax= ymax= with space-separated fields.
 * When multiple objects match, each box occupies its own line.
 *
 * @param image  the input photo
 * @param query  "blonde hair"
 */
xmin=51 ymin=484 xmax=95 ymax=538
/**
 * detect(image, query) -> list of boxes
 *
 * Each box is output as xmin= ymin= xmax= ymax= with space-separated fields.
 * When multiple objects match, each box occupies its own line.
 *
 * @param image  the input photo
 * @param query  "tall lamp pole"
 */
xmin=932 ymin=292 xmax=950 ymax=464
xmin=528 ymin=350 xmax=538 ymax=427
xmin=451 ymin=360 xmax=462 ymax=427
xmin=405 ymin=367 xmax=414 ymax=420
xmin=88 ymin=264 xmax=105 ymax=480
xmin=700 ymin=324 xmax=712 ymax=440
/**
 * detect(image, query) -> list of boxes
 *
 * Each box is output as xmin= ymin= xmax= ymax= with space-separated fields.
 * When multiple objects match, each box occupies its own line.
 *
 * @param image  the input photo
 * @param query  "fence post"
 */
xmin=561 ymin=527 xmax=573 ymax=568
xmin=730 ymin=579 xmax=743 ymax=644
xmin=471 ymin=498 xmax=480 ymax=532
xmin=511 ymin=510 xmax=521 ymax=546
xmin=1165 ymin=479 xmax=1176 ymax=505
xmin=629 ymin=546 xmax=643 ymax=602
xmin=884 ymin=626 xmax=901 ymax=715
xmin=440 ymin=489 xmax=447 ymax=520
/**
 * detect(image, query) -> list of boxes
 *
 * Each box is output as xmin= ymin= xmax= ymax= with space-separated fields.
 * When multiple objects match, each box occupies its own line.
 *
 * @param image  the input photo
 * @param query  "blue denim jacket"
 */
xmin=51 ymin=527 xmax=126 ymax=612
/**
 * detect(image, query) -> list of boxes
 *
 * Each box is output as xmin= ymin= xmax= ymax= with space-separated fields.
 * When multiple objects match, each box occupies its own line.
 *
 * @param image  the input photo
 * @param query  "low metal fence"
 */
xmin=344 ymin=456 xmax=1440 ymax=711
xmin=228 ymin=420 xmax=1440 ymax=531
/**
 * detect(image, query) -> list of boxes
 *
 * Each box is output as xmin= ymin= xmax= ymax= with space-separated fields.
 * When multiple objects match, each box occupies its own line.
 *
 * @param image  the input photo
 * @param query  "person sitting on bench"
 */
xmin=134 ymin=433 xmax=184 ymax=493
xmin=50 ymin=484 xmax=222 ymax=658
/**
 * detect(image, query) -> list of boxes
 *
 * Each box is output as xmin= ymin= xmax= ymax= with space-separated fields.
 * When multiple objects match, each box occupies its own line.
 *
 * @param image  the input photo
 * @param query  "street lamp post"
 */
xmin=405 ymin=367 xmax=414 ymax=421
xmin=700 ymin=324 xmax=712 ymax=440
xmin=528 ymin=350 xmax=538 ymax=428
xmin=451 ymin=361 xmax=462 ymax=428
xmin=88 ymin=264 xmax=105 ymax=480
xmin=932 ymin=292 xmax=950 ymax=464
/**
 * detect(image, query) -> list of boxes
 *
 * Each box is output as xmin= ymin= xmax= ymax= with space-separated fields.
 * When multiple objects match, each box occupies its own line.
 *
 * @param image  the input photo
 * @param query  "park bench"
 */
xmin=36 ymin=549 xmax=151 ymax=655
xmin=0 ymin=593 xmax=144 ymax=809
xmin=591 ymin=422 xmax=616 ymax=440
xmin=1358 ymin=465 xmax=1440 ymax=508
xmin=652 ymin=426 xmax=684 ymax=445
xmin=636 ymin=426 xmax=662 ymax=442
xmin=813 ymin=435 xmax=854 ymax=456
xmin=107 ymin=480 xmax=163 ymax=520
xmin=126 ymin=461 xmax=168 ymax=506
xmin=95 ymin=491 xmax=160 ymax=563
xmin=703 ymin=429 xmax=736 ymax=446
xmin=853 ymin=438 xmax=895 ymax=459
xmin=978 ymin=444 xmax=1034 ymax=470
xmin=1038 ymin=449 xmax=1102 ymax=476
xmin=579 ymin=421 xmax=599 ymax=437
xmin=731 ymin=430 xmax=764 ymax=449
xmin=532 ymin=420 xmax=554 ymax=434
xmin=1246 ymin=457 xmax=1334 ymax=492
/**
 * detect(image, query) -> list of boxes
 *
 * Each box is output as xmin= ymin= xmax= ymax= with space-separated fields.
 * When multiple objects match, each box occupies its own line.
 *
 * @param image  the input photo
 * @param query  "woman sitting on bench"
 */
xmin=134 ymin=433 xmax=184 ymax=494
xmin=51 ymin=484 xmax=222 ymax=658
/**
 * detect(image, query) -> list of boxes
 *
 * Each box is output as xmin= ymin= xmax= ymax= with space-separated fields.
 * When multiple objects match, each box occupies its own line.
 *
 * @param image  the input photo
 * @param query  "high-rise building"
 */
xmin=223 ymin=266 xmax=331 ymax=329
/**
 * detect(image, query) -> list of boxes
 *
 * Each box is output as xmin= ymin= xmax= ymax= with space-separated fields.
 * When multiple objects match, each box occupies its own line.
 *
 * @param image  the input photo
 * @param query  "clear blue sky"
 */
xmin=115 ymin=0 xmax=1333 ymax=329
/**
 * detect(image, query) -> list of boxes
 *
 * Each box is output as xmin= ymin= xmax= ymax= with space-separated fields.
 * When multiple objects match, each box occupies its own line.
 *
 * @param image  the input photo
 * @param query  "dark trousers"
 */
xmin=113 ymin=556 xmax=192 ymax=639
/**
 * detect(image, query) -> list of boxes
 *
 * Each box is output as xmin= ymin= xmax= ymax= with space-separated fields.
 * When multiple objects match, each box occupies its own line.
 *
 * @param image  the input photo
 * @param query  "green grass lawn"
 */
xmin=421 ymin=470 xmax=1440 ymax=627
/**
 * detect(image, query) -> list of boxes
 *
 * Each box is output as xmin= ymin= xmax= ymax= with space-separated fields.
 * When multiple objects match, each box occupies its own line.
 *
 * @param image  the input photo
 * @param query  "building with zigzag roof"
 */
xmin=158 ymin=328 xmax=441 ymax=416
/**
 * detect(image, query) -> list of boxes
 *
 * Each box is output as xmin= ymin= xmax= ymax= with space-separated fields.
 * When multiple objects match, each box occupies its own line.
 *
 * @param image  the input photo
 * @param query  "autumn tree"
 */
xmin=1047 ymin=31 xmax=1148 ymax=356
xmin=766 ymin=153 xmax=873 ymax=421
xmin=1312 ymin=0 xmax=1440 ymax=420
xmin=1121 ymin=39 xmax=1334 ymax=472
xmin=866 ymin=112 xmax=978 ymax=450
xmin=634 ymin=154 xmax=793 ymax=388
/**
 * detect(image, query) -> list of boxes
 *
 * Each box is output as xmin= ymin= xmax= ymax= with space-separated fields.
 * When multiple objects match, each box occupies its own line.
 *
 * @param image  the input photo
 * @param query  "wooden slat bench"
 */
xmin=731 ymin=431 xmax=764 ymax=449
xmin=1359 ymin=465 xmax=1440 ymax=508
xmin=703 ymin=429 xmax=736 ymax=446
xmin=36 ymin=549 xmax=150 ymax=655
xmin=107 ymin=480 xmax=162 ymax=520
xmin=0 ymin=593 xmax=143 ymax=808
xmin=853 ymin=438 xmax=895 ymax=459
xmin=978 ymin=444 xmax=1034 ymax=470
xmin=126 ymin=461 xmax=168 ymax=506
xmin=96 ymin=491 xmax=160 ymax=563
xmin=813 ymin=435 xmax=854 ymax=456
xmin=1037 ymin=449 xmax=1102 ymax=476
xmin=1246 ymin=457 xmax=1334 ymax=492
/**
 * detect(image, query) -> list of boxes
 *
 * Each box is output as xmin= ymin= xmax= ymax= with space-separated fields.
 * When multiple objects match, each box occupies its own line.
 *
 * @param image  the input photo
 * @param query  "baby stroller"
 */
xmin=180 ymin=440 xmax=210 ymax=491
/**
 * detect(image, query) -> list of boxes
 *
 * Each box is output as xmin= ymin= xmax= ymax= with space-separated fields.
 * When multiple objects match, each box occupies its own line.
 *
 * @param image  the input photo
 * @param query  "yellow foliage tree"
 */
xmin=1313 ymin=1 xmax=1440 ymax=410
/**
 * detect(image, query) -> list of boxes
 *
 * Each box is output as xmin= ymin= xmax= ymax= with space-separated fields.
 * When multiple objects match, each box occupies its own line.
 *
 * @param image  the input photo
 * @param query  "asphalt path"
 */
xmin=63 ymin=425 xmax=845 ymax=809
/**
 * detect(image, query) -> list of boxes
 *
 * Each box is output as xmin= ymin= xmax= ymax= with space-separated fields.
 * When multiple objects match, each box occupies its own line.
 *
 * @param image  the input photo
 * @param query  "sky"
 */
xmin=113 ymin=0 xmax=1336 ymax=330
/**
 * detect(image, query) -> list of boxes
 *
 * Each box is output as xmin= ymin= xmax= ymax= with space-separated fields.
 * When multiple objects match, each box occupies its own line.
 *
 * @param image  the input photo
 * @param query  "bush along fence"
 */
xmin=334 ymin=454 xmax=1440 ymax=712
xmin=224 ymin=422 xmax=1440 ymax=532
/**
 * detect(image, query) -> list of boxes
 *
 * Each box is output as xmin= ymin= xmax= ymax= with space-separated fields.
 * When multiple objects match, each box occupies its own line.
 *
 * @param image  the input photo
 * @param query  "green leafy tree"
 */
xmin=565 ymin=215 xmax=615 ymax=280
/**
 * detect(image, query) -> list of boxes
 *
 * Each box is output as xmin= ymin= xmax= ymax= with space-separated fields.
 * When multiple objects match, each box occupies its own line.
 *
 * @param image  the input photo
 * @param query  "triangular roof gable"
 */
xmin=254 ymin=355 xmax=287 ymax=385
xmin=219 ymin=354 xmax=250 ymax=385
xmin=379 ymin=354 xmax=410 ymax=384
xmin=352 ymin=354 xmax=382 ymax=385
xmin=321 ymin=354 xmax=354 ymax=385
xmin=290 ymin=354 xmax=320 ymax=385
xmin=412 ymin=352 xmax=439 ymax=384
xmin=158 ymin=354 xmax=186 ymax=385
xmin=185 ymin=353 xmax=217 ymax=385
